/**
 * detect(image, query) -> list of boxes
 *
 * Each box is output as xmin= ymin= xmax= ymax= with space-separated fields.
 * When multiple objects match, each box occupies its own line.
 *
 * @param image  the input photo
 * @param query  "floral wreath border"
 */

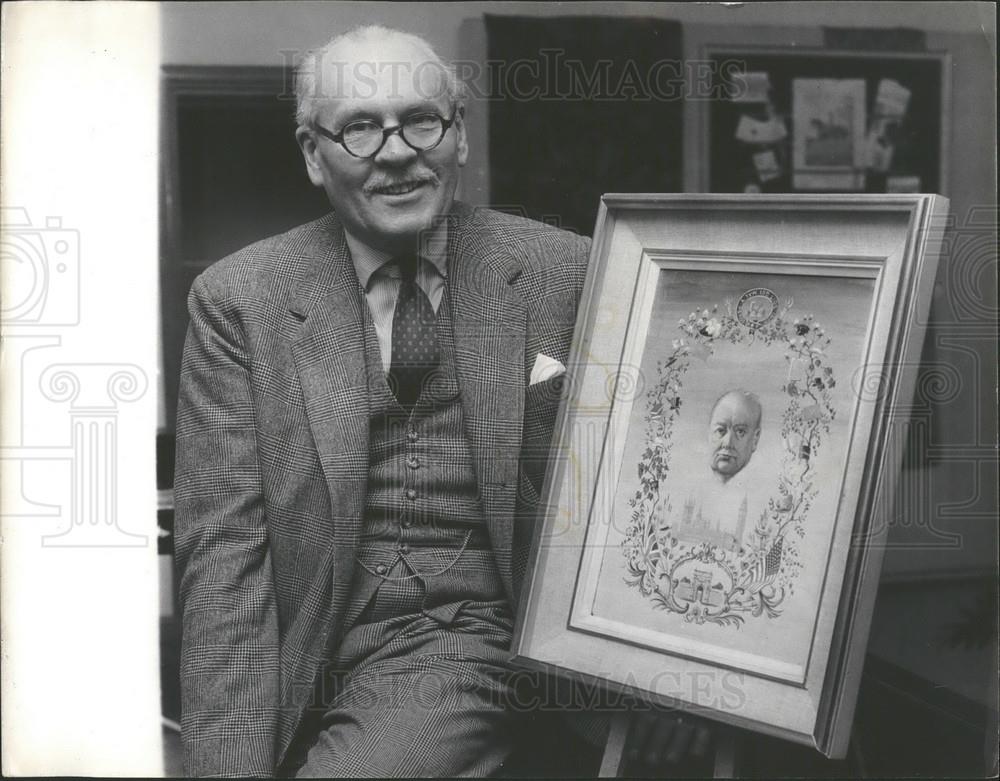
xmin=621 ymin=295 xmax=838 ymax=628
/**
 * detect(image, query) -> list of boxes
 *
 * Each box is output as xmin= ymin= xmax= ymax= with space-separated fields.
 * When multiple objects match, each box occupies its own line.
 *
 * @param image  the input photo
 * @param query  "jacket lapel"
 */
xmin=447 ymin=206 xmax=526 ymax=597
xmin=288 ymin=220 xmax=369 ymax=601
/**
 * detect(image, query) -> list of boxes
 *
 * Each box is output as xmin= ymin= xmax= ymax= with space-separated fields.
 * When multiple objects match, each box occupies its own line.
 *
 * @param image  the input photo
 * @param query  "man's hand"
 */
xmin=626 ymin=710 xmax=713 ymax=768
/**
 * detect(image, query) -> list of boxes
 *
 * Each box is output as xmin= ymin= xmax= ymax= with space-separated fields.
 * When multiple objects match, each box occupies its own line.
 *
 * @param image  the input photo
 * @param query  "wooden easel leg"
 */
xmin=849 ymin=723 xmax=868 ymax=777
xmin=598 ymin=711 xmax=632 ymax=777
xmin=713 ymin=726 xmax=740 ymax=778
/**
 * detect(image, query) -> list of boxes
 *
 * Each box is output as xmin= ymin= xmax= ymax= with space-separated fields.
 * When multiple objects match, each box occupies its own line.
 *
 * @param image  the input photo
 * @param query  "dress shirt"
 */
xmin=345 ymin=225 xmax=448 ymax=372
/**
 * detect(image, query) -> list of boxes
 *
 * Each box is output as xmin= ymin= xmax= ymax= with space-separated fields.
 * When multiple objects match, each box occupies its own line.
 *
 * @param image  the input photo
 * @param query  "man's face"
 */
xmin=708 ymin=393 xmax=760 ymax=481
xmin=296 ymin=35 xmax=468 ymax=253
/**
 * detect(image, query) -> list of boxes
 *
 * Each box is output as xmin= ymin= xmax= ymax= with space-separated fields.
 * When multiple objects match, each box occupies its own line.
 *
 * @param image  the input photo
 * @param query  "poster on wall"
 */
xmin=792 ymin=79 xmax=867 ymax=190
xmin=704 ymin=46 xmax=949 ymax=196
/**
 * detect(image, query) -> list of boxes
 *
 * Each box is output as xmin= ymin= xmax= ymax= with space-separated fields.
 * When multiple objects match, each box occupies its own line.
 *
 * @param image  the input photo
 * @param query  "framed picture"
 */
xmin=701 ymin=46 xmax=949 ymax=195
xmin=791 ymin=78 xmax=867 ymax=190
xmin=511 ymin=194 xmax=949 ymax=757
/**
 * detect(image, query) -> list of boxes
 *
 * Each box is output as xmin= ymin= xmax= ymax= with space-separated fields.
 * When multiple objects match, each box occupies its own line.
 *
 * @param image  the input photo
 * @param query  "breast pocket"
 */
xmin=521 ymin=374 xmax=569 ymax=494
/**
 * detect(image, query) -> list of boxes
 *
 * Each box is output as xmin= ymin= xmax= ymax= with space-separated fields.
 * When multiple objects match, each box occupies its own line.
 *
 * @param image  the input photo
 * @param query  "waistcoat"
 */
xmin=343 ymin=286 xmax=507 ymax=628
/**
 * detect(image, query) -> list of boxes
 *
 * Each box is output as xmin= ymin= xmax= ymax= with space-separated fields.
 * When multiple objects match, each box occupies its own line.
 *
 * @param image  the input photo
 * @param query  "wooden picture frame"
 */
xmin=511 ymin=194 xmax=949 ymax=758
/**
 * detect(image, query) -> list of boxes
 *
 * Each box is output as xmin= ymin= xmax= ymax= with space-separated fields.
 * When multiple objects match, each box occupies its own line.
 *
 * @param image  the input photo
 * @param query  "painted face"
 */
xmin=296 ymin=34 xmax=468 ymax=253
xmin=708 ymin=393 xmax=761 ymax=480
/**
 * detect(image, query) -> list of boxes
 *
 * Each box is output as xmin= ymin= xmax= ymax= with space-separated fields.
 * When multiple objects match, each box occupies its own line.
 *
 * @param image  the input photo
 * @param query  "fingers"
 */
xmin=628 ymin=712 xmax=713 ymax=770
xmin=626 ymin=712 xmax=657 ymax=764
xmin=625 ymin=708 xmax=715 ymax=773
xmin=690 ymin=724 xmax=712 ymax=758
xmin=665 ymin=719 xmax=696 ymax=764
xmin=644 ymin=715 xmax=679 ymax=767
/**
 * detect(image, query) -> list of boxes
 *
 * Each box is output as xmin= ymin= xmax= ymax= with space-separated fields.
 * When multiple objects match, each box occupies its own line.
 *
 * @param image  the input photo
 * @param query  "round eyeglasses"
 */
xmin=313 ymin=111 xmax=457 ymax=159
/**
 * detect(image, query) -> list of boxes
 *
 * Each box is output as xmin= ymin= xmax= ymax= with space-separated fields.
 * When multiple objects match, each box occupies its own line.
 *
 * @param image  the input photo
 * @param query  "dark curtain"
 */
xmin=486 ymin=15 xmax=683 ymax=236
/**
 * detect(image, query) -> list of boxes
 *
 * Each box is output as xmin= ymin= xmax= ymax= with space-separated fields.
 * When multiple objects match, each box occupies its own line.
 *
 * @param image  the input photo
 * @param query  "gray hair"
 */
xmin=294 ymin=25 xmax=466 ymax=127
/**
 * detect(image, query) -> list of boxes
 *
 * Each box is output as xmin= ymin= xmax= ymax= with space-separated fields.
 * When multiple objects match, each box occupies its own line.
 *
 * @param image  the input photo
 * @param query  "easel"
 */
xmin=600 ymin=714 xmax=867 ymax=777
xmin=598 ymin=712 xmax=742 ymax=778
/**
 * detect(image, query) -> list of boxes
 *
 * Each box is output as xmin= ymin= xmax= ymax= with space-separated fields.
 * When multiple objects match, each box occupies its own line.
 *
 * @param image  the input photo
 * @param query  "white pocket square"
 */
xmin=529 ymin=353 xmax=566 ymax=386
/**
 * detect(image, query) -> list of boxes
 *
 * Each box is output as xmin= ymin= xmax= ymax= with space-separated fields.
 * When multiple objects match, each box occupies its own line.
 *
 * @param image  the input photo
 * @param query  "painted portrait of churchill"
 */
xmin=707 ymin=390 xmax=762 ymax=484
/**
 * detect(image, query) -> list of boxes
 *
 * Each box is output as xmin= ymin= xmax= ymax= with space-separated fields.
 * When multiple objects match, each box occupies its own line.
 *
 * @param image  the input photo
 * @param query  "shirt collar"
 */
xmin=344 ymin=222 xmax=449 ymax=291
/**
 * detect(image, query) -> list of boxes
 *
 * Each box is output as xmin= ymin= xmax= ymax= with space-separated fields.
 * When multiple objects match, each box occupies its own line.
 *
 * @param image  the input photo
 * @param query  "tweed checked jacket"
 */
xmin=174 ymin=202 xmax=591 ymax=777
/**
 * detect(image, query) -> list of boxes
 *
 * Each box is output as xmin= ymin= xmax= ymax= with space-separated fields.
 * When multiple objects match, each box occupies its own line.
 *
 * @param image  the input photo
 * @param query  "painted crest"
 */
xmin=736 ymin=287 xmax=779 ymax=327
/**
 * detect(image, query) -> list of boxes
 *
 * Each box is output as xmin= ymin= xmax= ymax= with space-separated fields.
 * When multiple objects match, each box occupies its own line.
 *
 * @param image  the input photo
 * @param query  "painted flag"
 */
xmin=741 ymin=536 xmax=783 ymax=593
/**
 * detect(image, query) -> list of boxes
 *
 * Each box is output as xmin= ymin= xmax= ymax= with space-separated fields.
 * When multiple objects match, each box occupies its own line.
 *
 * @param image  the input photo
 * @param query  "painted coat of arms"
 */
xmin=621 ymin=289 xmax=838 ymax=628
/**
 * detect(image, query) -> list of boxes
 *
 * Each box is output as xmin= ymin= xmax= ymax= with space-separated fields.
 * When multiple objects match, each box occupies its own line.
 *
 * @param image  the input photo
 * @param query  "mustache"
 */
xmin=363 ymin=170 xmax=440 ymax=195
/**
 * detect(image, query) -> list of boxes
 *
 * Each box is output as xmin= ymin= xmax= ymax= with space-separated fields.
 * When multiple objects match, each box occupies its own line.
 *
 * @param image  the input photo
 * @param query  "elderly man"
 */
xmin=175 ymin=25 xmax=704 ymax=778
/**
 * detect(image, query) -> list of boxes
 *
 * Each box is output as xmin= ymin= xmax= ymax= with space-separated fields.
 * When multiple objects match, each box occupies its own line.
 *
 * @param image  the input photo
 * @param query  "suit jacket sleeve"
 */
xmin=174 ymin=272 xmax=280 ymax=777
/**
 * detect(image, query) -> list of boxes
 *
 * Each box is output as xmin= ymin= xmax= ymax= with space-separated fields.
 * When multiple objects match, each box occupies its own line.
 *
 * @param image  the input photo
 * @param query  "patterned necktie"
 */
xmin=389 ymin=256 xmax=439 ymax=410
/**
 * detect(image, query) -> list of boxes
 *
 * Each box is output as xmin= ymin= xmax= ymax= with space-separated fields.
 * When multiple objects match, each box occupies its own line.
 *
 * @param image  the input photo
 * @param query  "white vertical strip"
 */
xmin=1 ymin=2 xmax=163 ymax=775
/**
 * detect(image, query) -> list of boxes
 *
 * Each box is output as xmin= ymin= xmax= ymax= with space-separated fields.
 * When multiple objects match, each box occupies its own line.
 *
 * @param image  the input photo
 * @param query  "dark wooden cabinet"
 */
xmin=160 ymin=66 xmax=329 ymax=430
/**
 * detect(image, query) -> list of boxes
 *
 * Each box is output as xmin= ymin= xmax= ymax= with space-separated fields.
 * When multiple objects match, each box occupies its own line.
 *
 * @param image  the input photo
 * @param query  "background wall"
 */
xmin=161 ymin=2 xmax=996 ymax=214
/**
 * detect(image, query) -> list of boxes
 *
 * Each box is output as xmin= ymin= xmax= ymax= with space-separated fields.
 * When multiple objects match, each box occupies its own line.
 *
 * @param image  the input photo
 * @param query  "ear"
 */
xmin=295 ymin=125 xmax=325 ymax=188
xmin=454 ymin=105 xmax=469 ymax=167
xmin=751 ymin=428 xmax=761 ymax=452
